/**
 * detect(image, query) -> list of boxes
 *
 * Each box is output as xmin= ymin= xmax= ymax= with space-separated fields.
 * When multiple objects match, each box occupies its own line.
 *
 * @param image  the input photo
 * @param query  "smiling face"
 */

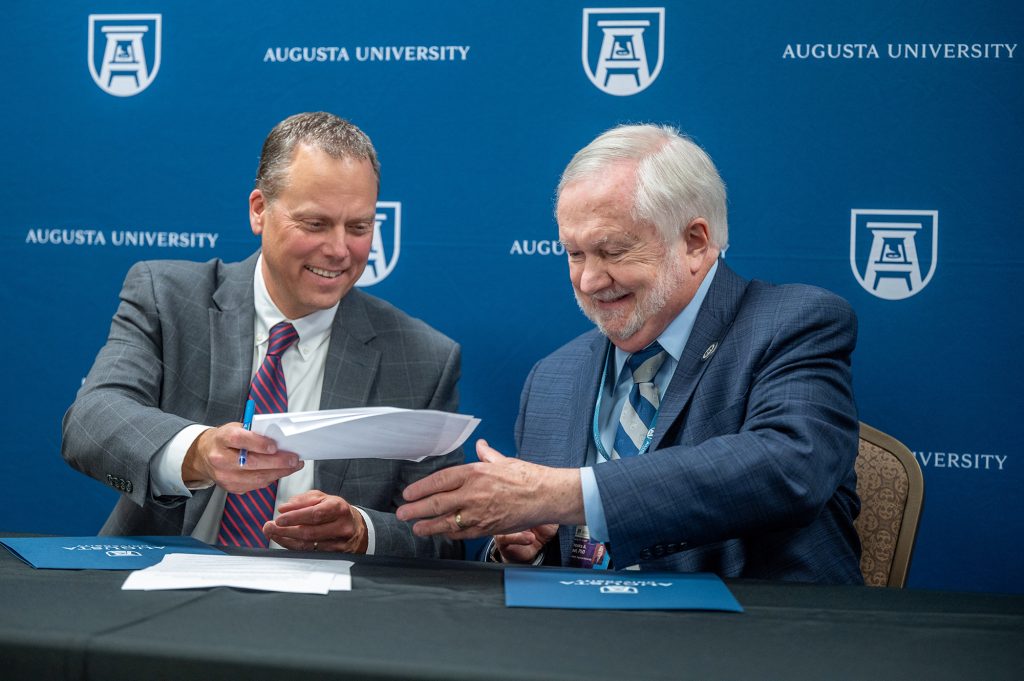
xmin=557 ymin=162 xmax=712 ymax=353
xmin=249 ymin=144 xmax=378 ymax=319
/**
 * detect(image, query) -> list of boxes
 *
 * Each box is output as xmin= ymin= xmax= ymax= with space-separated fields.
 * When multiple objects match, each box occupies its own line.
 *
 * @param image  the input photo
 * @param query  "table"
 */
xmin=2 ymin=538 xmax=1022 ymax=680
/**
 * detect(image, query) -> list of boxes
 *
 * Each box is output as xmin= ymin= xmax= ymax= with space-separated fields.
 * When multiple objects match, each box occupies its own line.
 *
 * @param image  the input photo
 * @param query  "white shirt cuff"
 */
xmin=354 ymin=507 xmax=376 ymax=555
xmin=149 ymin=424 xmax=214 ymax=497
xmin=580 ymin=466 xmax=610 ymax=542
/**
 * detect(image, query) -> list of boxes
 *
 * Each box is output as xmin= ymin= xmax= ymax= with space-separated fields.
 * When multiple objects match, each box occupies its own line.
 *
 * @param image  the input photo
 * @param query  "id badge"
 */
xmin=568 ymin=525 xmax=611 ymax=570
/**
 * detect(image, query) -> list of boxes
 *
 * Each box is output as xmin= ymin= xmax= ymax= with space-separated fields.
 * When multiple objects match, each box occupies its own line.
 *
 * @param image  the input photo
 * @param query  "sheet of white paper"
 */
xmin=250 ymin=407 xmax=480 ymax=461
xmin=121 ymin=553 xmax=354 ymax=595
xmin=286 ymin=407 xmax=404 ymax=425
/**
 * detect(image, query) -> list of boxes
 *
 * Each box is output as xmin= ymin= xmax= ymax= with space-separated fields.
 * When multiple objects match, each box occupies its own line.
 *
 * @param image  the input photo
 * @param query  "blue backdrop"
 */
xmin=3 ymin=1 xmax=1021 ymax=594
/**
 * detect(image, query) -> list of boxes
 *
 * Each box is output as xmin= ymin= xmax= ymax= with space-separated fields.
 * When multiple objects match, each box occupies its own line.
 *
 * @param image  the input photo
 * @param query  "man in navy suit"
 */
xmin=398 ymin=124 xmax=862 ymax=583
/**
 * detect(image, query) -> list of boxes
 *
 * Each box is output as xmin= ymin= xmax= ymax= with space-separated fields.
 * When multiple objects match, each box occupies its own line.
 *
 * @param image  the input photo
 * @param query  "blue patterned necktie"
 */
xmin=217 ymin=321 xmax=299 ymax=547
xmin=612 ymin=342 xmax=668 ymax=459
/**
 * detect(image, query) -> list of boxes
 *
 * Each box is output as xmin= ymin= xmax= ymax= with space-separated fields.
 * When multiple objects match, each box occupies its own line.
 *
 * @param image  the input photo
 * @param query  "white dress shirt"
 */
xmin=148 ymin=255 xmax=377 ymax=551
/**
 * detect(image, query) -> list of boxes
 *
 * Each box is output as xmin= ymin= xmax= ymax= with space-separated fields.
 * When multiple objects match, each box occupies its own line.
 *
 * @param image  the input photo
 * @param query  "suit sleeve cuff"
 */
xmin=580 ymin=466 xmax=610 ymax=543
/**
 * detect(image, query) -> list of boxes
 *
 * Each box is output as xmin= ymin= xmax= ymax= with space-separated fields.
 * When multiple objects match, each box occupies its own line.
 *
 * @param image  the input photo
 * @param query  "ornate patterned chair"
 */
xmin=853 ymin=422 xmax=925 ymax=587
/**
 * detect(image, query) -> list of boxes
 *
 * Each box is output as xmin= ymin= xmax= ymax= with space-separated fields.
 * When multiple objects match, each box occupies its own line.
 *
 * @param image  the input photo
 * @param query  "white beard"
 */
xmin=574 ymin=255 xmax=683 ymax=342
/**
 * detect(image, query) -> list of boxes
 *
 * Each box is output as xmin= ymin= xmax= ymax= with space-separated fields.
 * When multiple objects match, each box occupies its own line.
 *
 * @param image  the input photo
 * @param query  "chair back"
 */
xmin=853 ymin=422 xmax=924 ymax=587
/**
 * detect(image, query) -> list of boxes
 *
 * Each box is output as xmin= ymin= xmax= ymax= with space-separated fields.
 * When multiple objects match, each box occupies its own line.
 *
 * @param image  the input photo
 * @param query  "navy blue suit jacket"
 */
xmin=515 ymin=261 xmax=863 ymax=584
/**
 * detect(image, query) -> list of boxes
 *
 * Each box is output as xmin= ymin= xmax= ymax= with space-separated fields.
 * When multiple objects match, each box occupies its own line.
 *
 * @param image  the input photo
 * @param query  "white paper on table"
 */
xmin=121 ymin=553 xmax=353 ymax=595
xmin=250 ymin=407 xmax=480 ymax=461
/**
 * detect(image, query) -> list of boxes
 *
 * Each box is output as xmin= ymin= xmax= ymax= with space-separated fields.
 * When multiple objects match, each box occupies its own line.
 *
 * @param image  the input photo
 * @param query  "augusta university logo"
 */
xmin=88 ymin=14 xmax=161 ymax=96
xmin=356 ymin=201 xmax=402 ymax=287
xmin=850 ymin=209 xmax=938 ymax=300
xmin=582 ymin=7 xmax=665 ymax=96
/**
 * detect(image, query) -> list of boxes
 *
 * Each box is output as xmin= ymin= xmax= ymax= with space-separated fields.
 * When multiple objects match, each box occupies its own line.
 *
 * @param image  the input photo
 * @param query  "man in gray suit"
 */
xmin=398 ymin=124 xmax=861 ymax=582
xmin=63 ymin=112 xmax=462 ymax=559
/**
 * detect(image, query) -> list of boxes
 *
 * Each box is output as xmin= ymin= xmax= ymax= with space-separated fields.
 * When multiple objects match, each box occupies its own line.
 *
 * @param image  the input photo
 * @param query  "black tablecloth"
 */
xmin=2 ymin=539 xmax=1022 ymax=681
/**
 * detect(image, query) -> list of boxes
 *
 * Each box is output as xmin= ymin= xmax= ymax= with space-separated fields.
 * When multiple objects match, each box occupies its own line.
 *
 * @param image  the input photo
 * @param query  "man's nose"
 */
xmin=578 ymin=259 xmax=610 ymax=294
xmin=322 ymin=226 xmax=350 ymax=259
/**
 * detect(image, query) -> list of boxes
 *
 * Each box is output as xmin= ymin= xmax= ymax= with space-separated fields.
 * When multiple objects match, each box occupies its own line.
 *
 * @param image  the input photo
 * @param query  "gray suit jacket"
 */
xmin=516 ymin=261 xmax=862 ymax=583
xmin=62 ymin=252 xmax=463 ymax=559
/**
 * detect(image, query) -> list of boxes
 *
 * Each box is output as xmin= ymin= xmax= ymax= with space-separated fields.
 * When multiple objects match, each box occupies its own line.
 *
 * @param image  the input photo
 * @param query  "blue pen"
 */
xmin=238 ymin=399 xmax=256 ymax=466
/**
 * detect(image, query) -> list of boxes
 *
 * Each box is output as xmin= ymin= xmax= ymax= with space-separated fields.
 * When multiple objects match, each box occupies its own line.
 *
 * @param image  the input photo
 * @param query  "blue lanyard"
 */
xmin=592 ymin=343 xmax=661 ymax=462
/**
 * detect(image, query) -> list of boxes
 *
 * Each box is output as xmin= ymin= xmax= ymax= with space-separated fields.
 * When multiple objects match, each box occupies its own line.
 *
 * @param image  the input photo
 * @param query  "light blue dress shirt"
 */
xmin=580 ymin=260 xmax=719 ymax=542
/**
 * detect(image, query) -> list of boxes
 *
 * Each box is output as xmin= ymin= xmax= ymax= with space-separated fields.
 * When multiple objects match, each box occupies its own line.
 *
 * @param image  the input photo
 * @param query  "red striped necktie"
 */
xmin=217 ymin=321 xmax=299 ymax=547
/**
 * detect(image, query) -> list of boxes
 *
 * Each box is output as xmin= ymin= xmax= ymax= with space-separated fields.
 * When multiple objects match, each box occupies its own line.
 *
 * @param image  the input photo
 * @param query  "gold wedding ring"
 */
xmin=454 ymin=512 xmax=465 ymax=529
xmin=313 ymin=541 xmax=319 ymax=551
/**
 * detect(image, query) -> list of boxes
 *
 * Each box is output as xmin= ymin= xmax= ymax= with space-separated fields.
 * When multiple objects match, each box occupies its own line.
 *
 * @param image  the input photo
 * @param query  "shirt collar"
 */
xmin=614 ymin=258 xmax=719 ymax=374
xmin=253 ymin=253 xmax=337 ymax=359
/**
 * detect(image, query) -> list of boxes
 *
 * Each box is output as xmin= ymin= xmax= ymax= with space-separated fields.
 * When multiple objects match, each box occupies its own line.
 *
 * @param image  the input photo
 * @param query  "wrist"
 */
xmin=181 ymin=429 xmax=214 ymax=486
xmin=348 ymin=508 xmax=370 ymax=554
xmin=542 ymin=467 xmax=584 ymax=526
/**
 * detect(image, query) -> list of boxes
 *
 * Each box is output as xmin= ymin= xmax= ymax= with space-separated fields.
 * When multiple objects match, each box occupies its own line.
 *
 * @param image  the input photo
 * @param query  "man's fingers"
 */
xmin=237 ymin=451 xmax=302 ymax=470
xmin=219 ymin=466 xmax=298 ymax=494
xmin=275 ymin=496 xmax=349 ymax=529
xmin=263 ymin=534 xmax=307 ymax=552
xmin=277 ymin=489 xmax=327 ymax=513
xmin=499 ymin=544 xmax=542 ymax=563
xmin=217 ymin=425 xmax=279 ymax=456
xmin=474 ymin=439 xmax=506 ymax=464
xmin=264 ymin=499 xmax=367 ymax=554
xmin=495 ymin=531 xmax=535 ymax=547
xmin=411 ymin=517 xmax=487 ymax=540
xmin=262 ymin=522 xmax=326 ymax=547
xmin=401 ymin=466 xmax=467 ymax=502
xmin=396 ymin=488 xmax=462 ymax=522
xmin=533 ymin=523 xmax=559 ymax=543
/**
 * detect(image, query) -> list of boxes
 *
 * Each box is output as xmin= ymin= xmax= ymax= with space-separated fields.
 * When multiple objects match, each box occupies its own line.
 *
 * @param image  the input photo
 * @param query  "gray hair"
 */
xmin=557 ymin=124 xmax=728 ymax=250
xmin=255 ymin=112 xmax=381 ymax=201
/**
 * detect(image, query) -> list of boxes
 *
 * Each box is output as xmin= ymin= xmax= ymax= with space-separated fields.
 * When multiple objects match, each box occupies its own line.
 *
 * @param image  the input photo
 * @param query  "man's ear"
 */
xmin=249 ymin=189 xmax=266 ymax=236
xmin=681 ymin=218 xmax=713 ymax=272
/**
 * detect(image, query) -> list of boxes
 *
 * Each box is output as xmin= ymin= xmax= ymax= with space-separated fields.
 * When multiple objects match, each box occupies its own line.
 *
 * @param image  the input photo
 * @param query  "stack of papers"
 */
xmin=252 ymin=407 xmax=479 ymax=461
xmin=122 ymin=554 xmax=353 ymax=595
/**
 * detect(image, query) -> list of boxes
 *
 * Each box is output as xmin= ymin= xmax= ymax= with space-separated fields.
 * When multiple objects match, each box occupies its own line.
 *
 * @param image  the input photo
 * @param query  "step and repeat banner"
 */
xmin=2 ymin=2 xmax=1020 ymax=593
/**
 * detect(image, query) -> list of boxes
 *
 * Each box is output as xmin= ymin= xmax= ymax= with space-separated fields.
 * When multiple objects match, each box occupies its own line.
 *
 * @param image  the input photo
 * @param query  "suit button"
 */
xmin=125 ymin=480 xmax=134 ymax=493
xmin=106 ymin=474 xmax=114 ymax=485
xmin=653 ymin=545 xmax=665 ymax=557
xmin=640 ymin=549 xmax=652 ymax=560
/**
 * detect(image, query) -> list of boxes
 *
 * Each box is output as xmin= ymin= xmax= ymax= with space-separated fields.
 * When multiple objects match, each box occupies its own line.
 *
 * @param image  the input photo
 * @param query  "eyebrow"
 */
xmin=561 ymin=233 xmax=640 ymax=249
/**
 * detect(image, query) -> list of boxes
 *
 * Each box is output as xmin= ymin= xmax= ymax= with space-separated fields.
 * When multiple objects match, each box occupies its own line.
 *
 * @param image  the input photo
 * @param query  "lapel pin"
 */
xmin=702 ymin=342 xmax=719 ymax=361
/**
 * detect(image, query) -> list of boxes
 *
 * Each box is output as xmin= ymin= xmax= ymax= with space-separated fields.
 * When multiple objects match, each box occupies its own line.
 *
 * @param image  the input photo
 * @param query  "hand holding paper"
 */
xmin=182 ymin=422 xmax=302 ymax=494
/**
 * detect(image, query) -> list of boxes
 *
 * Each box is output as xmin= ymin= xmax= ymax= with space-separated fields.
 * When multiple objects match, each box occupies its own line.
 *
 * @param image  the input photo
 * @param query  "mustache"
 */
xmin=584 ymin=288 xmax=631 ymax=303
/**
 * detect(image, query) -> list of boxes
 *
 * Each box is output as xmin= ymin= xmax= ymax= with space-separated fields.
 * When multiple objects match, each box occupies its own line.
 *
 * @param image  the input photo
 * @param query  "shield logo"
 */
xmin=850 ymin=209 xmax=938 ymax=300
xmin=582 ymin=7 xmax=665 ymax=96
xmin=356 ymin=201 xmax=402 ymax=287
xmin=88 ymin=14 xmax=162 ymax=97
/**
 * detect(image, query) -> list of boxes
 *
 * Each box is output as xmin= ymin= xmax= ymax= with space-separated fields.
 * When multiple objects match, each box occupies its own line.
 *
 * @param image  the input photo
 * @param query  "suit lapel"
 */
xmin=565 ymin=333 xmax=608 ymax=468
xmin=186 ymin=252 xmax=259 ymax=534
xmin=652 ymin=261 xmax=748 ymax=450
xmin=207 ymin=253 xmax=259 ymax=424
xmin=559 ymin=332 xmax=609 ymax=561
xmin=315 ymin=290 xmax=381 ymax=490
